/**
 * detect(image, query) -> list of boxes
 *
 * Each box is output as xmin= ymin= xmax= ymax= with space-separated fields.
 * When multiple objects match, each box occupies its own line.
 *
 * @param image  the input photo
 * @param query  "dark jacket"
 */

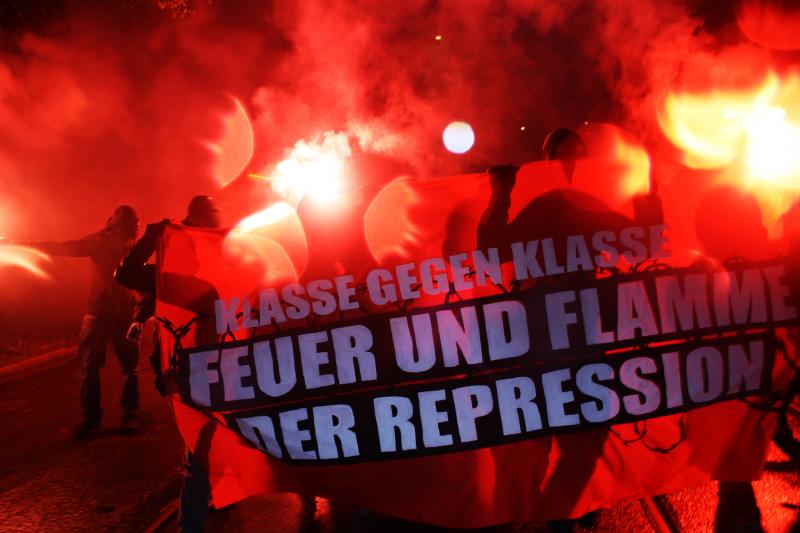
xmin=116 ymin=220 xmax=169 ymax=320
xmin=478 ymin=187 xmax=634 ymax=262
xmin=117 ymin=220 xmax=220 ymax=349
xmin=34 ymin=229 xmax=135 ymax=318
xmin=115 ymin=220 xmax=166 ymax=299
xmin=115 ymin=220 xmax=168 ymax=393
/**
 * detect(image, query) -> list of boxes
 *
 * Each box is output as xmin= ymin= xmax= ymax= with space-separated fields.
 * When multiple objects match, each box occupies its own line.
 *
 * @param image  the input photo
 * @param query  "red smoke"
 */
xmin=1 ymin=0 xmax=799 ymax=337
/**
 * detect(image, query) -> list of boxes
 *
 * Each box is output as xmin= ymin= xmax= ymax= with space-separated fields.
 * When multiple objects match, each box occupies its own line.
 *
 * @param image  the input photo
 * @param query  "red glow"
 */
xmin=264 ymin=132 xmax=351 ymax=206
xmin=0 ymin=245 xmax=53 ymax=280
xmin=659 ymin=72 xmax=800 ymax=185
xmin=737 ymin=0 xmax=800 ymax=50
xmin=226 ymin=201 xmax=308 ymax=283
xmin=208 ymin=95 xmax=255 ymax=188
xmin=574 ymin=123 xmax=651 ymax=207
xmin=364 ymin=176 xmax=421 ymax=266
xmin=364 ymin=155 xmax=646 ymax=267
xmin=659 ymin=71 xmax=800 ymax=235
xmin=222 ymin=232 xmax=298 ymax=288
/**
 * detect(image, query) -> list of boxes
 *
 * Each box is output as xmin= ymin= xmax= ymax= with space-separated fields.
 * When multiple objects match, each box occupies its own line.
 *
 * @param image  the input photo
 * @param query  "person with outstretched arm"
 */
xmin=26 ymin=205 xmax=140 ymax=438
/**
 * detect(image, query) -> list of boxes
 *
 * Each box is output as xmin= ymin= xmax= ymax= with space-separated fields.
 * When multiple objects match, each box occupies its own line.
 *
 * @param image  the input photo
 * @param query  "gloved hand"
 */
xmin=487 ymin=164 xmax=519 ymax=198
xmin=154 ymin=374 xmax=168 ymax=397
xmin=142 ymin=219 xmax=170 ymax=244
xmin=149 ymin=351 xmax=168 ymax=396
xmin=126 ymin=321 xmax=144 ymax=342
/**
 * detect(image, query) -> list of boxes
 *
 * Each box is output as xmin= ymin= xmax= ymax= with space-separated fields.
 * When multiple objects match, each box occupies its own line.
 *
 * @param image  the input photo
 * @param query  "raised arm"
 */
xmin=477 ymin=164 xmax=518 ymax=253
xmin=29 ymin=231 xmax=109 ymax=257
xmin=114 ymin=219 xmax=169 ymax=295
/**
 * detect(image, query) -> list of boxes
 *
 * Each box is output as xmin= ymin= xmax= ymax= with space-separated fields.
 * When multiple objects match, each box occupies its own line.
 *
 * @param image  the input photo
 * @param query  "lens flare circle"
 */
xmin=210 ymin=95 xmax=255 ymax=188
xmin=442 ymin=121 xmax=475 ymax=154
xmin=225 ymin=201 xmax=307 ymax=287
xmin=737 ymin=0 xmax=800 ymax=50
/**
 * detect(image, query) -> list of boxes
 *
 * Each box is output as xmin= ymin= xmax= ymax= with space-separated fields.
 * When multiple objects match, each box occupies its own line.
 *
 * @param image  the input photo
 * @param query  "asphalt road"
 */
xmin=0 ymin=347 xmax=184 ymax=532
xmin=3 ymin=343 xmax=800 ymax=532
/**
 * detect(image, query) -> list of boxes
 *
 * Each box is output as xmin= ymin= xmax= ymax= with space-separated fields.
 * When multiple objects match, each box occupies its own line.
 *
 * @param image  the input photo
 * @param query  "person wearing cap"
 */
xmin=26 ymin=205 xmax=141 ymax=438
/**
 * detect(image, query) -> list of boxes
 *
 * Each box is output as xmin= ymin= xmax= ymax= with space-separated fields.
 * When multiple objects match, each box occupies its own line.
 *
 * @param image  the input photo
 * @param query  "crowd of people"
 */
xmin=12 ymin=126 xmax=800 ymax=532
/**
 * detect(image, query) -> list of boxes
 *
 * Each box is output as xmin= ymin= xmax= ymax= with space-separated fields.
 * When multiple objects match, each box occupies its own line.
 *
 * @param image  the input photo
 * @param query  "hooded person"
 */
xmin=25 ymin=204 xmax=141 ymax=438
xmin=476 ymin=129 xmax=658 ymax=529
xmin=118 ymin=195 xmax=319 ymax=532
xmin=116 ymin=195 xmax=220 ymax=295
xmin=116 ymin=195 xmax=220 ymax=533
xmin=116 ymin=194 xmax=222 ymax=400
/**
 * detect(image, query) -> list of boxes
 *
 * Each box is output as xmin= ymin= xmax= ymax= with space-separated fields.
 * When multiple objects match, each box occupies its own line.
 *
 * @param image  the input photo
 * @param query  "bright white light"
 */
xmin=270 ymin=131 xmax=351 ymax=205
xmin=744 ymin=105 xmax=800 ymax=184
xmin=443 ymin=121 xmax=475 ymax=154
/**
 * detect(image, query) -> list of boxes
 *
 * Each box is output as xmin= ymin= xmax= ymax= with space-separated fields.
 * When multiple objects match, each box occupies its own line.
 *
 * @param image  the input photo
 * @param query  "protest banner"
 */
xmin=156 ymin=161 xmax=799 ymax=526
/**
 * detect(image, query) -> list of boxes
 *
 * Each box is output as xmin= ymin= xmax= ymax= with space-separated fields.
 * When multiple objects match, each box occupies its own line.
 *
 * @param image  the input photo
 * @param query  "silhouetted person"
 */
xmin=479 ymin=128 xmax=662 ymax=255
xmin=27 ymin=205 xmax=140 ymax=438
xmin=695 ymin=185 xmax=769 ymax=533
xmin=116 ymin=195 xmax=220 ymax=533
xmin=477 ymin=128 xmax=659 ymax=530
xmin=542 ymin=127 xmax=587 ymax=185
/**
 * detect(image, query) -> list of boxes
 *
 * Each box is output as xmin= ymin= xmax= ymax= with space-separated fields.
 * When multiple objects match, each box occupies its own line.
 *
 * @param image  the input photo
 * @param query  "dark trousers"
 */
xmin=178 ymin=450 xmax=210 ymax=533
xmin=77 ymin=313 xmax=139 ymax=423
xmin=716 ymin=481 xmax=762 ymax=532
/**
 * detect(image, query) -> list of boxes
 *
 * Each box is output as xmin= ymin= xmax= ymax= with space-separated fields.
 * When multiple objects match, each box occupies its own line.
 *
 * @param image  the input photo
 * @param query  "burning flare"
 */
xmin=229 ymin=131 xmax=353 ymax=281
xmin=659 ymin=72 xmax=800 ymax=188
xmin=0 ymin=244 xmax=53 ymax=280
xmin=260 ymin=131 xmax=352 ymax=206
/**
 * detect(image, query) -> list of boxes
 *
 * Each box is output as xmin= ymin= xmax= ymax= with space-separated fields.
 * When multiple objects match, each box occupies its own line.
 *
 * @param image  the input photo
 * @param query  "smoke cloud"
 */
xmin=0 ymin=0 xmax=794 ymax=337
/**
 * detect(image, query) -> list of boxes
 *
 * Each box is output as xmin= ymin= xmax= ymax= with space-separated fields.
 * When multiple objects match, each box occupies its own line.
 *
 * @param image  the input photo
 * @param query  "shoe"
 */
xmin=300 ymin=495 xmax=317 ymax=524
xmin=578 ymin=511 xmax=599 ymax=528
xmin=120 ymin=409 xmax=140 ymax=434
xmin=73 ymin=419 xmax=100 ymax=440
xmin=547 ymin=519 xmax=577 ymax=532
xmin=715 ymin=481 xmax=764 ymax=533
xmin=773 ymin=426 xmax=800 ymax=461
